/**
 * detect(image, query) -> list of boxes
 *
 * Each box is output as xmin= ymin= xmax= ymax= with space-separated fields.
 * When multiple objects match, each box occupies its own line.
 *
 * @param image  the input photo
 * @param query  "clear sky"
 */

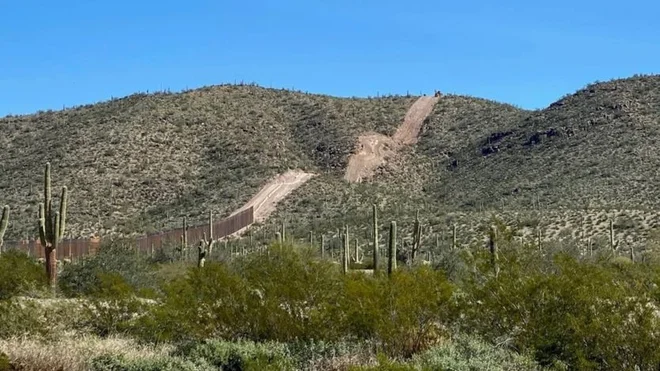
xmin=1 ymin=0 xmax=658 ymax=116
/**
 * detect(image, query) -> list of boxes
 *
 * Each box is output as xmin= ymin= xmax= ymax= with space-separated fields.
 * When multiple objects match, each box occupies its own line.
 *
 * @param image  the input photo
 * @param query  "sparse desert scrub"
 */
xmin=0 ymin=334 xmax=175 ymax=371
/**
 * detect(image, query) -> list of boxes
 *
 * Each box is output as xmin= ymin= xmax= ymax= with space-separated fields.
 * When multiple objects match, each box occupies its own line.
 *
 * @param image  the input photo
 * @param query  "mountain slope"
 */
xmin=0 ymin=85 xmax=415 ymax=239
xmin=430 ymin=74 xmax=660 ymax=212
xmin=2 ymin=75 xmax=660 ymax=253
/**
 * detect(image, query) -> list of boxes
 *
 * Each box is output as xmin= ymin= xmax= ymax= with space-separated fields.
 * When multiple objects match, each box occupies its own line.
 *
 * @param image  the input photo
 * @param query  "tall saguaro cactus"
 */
xmin=342 ymin=225 xmax=349 ymax=274
xmin=489 ymin=225 xmax=499 ymax=278
xmin=182 ymin=216 xmax=189 ymax=258
xmin=388 ymin=221 xmax=397 ymax=276
xmin=372 ymin=205 xmax=379 ymax=274
xmin=609 ymin=219 xmax=619 ymax=252
xmin=198 ymin=232 xmax=214 ymax=268
xmin=196 ymin=210 xmax=216 ymax=267
xmin=0 ymin=205 xmax=8 ymax=253
xmin=38 ymin=162 xmax=68 ymax=288
xmin=412 ymin=210 xmax=422 ymax=261
xmin=321 ymin=234 xmax=325 ymax=258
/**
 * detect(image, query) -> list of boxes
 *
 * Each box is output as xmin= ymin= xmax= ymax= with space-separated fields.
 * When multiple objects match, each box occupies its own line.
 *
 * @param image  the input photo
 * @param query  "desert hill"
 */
xmin=2 ymin=75 xmax=660 ymax=253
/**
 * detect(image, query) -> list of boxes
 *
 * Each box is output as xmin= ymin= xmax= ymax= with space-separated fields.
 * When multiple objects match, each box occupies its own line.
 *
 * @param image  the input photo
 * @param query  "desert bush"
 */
xmin=235 ymin=245 xmax=345 ymax=342
xmin=0 ymin=352 xmax=9 ymax=371
xmin=411 ymin=333 xmax=548 ymax=370
xmin=134 ymin=262 xmax=252 ymax=342
xmin=89 ymin=353 xmax=203 ymax=371
xmin=79 ymin=272 xmax=152 ymax=338
xmin=174 ymin=339 xmax=294 ymax=370
xmin=0 ymin=299 xmax=50 ymax=339
xmin=337 ymin=265 xmax=454 ymax=358
xmin=58 ymin=238 xmax=157 ymax=297
xmin=461 ymin=249 xmax=660 ymax=369
xmin=137 ymin=245 xmax=344 ymax=343
xmin=0 ymin=249 xmax=47 ymax=299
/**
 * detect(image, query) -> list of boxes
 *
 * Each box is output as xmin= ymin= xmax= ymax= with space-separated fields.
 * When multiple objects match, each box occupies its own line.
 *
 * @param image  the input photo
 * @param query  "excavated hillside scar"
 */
xmin=344 ymin=96 xmax=439 ymax=182
xmin=229 ymin=169 xmax=316 ymax=236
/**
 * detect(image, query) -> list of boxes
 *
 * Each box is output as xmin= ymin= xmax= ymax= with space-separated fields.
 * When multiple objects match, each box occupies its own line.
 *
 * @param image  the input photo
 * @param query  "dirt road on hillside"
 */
xmin=344 ymin=96 xmax=439 ymax=183
xmin=392 ymin=96 xmax=440 ymax=145
xmin=229 ymin=170 xmax=316 ymax=236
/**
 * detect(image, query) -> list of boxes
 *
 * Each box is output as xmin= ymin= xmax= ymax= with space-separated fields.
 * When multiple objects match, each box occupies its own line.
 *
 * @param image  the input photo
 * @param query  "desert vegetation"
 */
xmin=2 ymin=196 xmax=660 ymax=369
xmin=3 ymin=75 xmax=660 ymax=369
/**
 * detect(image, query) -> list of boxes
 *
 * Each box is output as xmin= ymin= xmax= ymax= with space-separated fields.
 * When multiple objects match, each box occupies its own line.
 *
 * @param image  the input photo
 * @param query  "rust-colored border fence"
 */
xmin=2 ymin=207 xmax=254 ymax=259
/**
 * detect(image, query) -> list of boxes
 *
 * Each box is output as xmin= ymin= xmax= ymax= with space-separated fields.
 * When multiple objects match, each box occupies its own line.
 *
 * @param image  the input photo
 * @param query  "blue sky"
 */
xmin=1 ymin=0 xmax=658 ymax=116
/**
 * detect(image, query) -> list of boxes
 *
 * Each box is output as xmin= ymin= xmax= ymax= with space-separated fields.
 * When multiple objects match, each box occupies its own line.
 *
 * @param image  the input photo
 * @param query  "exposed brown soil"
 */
xmin=344 ymin=96 xmax=439 ymax=182
xmin=392 ymin=96 xmax=440 ymax=145
xmin=229 ymin=169 xmax=316 ymax=236
xmin=343 ymin=132 xmax=396 ymax=183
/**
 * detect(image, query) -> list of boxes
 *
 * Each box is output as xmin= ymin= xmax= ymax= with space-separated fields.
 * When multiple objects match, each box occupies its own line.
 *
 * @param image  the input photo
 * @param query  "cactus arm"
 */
xmin=372 ymin=205 xmax=379 ymax=273
xmin=58 ymin=186 xmax=68 ymax=239
xmin=388 ymin=221 xmax=397 ymax=276
xmin=38 ymin=203 xmax=47 ymax=247
xmin=53 ymin=212 xmax=60 ymax=251
xmin=0 ymin=205 xmax=9 ymax=251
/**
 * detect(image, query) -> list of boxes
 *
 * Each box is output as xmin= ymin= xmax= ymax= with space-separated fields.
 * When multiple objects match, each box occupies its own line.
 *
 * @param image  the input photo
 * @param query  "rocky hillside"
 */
xmin=2 ymin=75 xmax=660 ymax=252
xmin=0 ymin=85 xmax=415 ymax=239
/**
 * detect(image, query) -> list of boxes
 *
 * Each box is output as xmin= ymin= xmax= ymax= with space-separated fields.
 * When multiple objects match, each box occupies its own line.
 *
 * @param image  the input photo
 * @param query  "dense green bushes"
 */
xmin=0 ymin=249 xmax=47 ymax=299
xmin=7 ymin=235 xmax=660 ymax=369
xmin=134 ymin=245 xmax=453 ymax=358
xmin=58 ymin=238 xmax=158 ymax=297
xmin=461 ymin=248 xmax=660 ymax=370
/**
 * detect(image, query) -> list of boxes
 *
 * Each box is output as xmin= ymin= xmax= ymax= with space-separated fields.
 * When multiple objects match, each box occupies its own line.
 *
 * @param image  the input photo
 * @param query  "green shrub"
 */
xmin=58 ymin=238 xmax=157 ymax=297
xmin=79 ymin=272 xmax=151 ymax=337
xmin=0 ymin=351 xmax=10 ymax=371
xmin=461 ymin=251 xmax=660 ymax=369
xmin=174 ymin=339 xmax=295 ymax=370
xmin=412 ymin=333 xmax=548 ymax=370
xmin=348 ymin=353 xmax=415 ymax=371
xmin=236 ymin=245 xmax=345 ymax=342
xmin=0 ymin=299 xmax=50 ymax=339
xmin=134 ymin=261 xmax=253 ymax=342
xmin=0 ymin=249 xmax=47 ymax=299
xmin=339 ymin=266 xmax=454 ymax=358
xmin=89 ymin=353 xmax=204 ymax=371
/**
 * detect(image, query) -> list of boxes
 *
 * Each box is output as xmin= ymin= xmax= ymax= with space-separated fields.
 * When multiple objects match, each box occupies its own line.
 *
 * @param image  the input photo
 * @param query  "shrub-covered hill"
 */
xmin=2 ymin=75 xmax=660 ymax=251
xmin=267 ymin=75 xmax=660 ymax=250
xmin=0 ymin=85 xmax=417 ymax=239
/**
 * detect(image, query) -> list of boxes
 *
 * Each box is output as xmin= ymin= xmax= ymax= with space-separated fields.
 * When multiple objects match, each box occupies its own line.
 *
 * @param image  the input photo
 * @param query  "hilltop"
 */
xmin=2 ymin=75 xmax=660 ymax=252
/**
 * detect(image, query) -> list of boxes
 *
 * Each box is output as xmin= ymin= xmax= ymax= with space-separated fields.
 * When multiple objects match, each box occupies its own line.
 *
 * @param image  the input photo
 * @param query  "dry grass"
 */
xmin=0 ymin=334 xmax=173 ymax=371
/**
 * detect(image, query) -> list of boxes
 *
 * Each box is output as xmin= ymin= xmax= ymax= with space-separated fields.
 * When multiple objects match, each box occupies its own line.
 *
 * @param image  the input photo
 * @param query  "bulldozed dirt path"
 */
xmin=228 ymin=170 xmax=316 ymax=236
xmin=344 ymin=96 xmax=439 ymax=183
xmin=392 ymin=96 xmax=440 ymax=145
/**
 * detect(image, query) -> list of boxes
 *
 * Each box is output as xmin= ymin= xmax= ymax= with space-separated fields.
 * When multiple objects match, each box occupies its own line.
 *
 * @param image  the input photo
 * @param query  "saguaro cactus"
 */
xmin=489 ymin=225 xmax=499 ymax=278
xmin=38 ymin=162 xmax=68 ymax=288
xmin=342 ymin=226 xmax=349 ymax=274
xmin=321 ymin=234 xmax=325 ymax=258
xmin=412 ymin=210 xmax=422 ymax=261
xmin=372 ymin=205 xmax=379 ymax=273
xmin=609 ymin=219 xmax=619 ymax=252
xmin=452 ymin=224 xmax=457 ymax=250
xmin=0 ymin=205 xmax=8 ymax=253
xmin=388 ymin=221 xmax=397 ymax=276
xmin=198 ymin=232 xmax=214 ymax=268
xmin=182 ymin=216 xmax=189 ymax=259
